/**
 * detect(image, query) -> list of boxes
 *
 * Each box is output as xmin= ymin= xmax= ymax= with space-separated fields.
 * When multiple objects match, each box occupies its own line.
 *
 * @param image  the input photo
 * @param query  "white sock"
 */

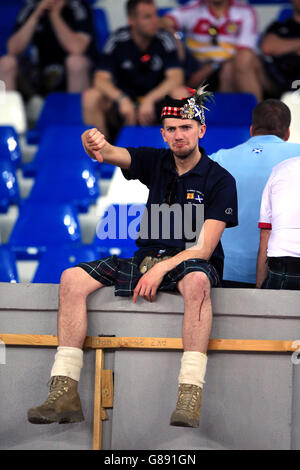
xmin=178 ymin=351 xmax=207 ymax=389
xmin=50 ymin=347 xmax=83 ymax=382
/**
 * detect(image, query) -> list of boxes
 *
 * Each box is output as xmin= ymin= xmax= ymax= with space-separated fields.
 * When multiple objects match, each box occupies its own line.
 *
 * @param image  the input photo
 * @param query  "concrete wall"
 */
xmin=1 ymin=282 xmax=300 ymax=450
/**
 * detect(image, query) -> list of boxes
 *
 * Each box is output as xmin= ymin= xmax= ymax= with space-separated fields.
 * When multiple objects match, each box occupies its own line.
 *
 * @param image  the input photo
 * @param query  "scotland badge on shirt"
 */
xmin=186 ymin=189 xmax=204 ymax=204
xmin=252 ymin=147 xmax=263 ymax=155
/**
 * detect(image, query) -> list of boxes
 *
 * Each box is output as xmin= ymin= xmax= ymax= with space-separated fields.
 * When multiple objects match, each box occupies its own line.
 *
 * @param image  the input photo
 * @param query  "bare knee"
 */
xmin=82 ymin=86 xmax=104 ymax=112
xmin=0 ymin=54 xmax=18 ymax=77
xmin=181 ymin=272 xmax=211 ymax=302
xmin=59 ymin=267 xmax=100 ymax=299
xmin=233 ymin=49 xmax=258 ymax=73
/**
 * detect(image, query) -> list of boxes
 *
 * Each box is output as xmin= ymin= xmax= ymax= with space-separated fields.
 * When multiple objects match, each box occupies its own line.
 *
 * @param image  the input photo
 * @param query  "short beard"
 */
xmin=173 ymin=145 xmax=197 ymax=160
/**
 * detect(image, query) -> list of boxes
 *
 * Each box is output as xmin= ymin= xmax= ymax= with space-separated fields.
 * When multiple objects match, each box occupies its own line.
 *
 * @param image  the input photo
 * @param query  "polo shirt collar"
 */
xmin=163 ymin=146 xmax=211 ymax=176
xmin=249 ymin=135 xmax=284 ymax=144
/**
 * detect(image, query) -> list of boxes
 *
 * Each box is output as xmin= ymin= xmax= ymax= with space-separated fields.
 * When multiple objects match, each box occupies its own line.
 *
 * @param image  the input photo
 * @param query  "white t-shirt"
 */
xmin=258 ymin=156 xmax=300 ymax=257
xmin=165 ymin=0 xmax=258 ymax=62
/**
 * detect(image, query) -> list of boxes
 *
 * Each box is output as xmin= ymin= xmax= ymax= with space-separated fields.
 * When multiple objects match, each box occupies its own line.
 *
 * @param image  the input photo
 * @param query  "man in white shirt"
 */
xmin=161 ymin=0 xmax=263 ymax=99
xmin=257 ymin=156 xmax=300 ymax=290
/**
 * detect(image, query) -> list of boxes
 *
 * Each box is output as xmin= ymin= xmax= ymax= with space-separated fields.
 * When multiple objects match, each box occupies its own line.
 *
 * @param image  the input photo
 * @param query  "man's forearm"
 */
xmin=7 ymin=12 xmax=39 ymax=55
xmin=82 ymin=132 xmax=131 ymax=169
xmin=261 ymin=34 xmax=300 ymax=56
xmin=160 ymin=246 xmax=210 ymax=275
xmin=256 ymin=250 xmax=268 ymax=288
xmin=50 ymin=11 xmax=90 ymax=54
xmin=94 ymin=72 xmax=125 ymax=102
xmin=157 ymin=220 xmax=226 ymax=275
xmin=256 ymin=228 xmax=270 ymax=288
xmin=143 ymin=70 xmax=184 ymax=103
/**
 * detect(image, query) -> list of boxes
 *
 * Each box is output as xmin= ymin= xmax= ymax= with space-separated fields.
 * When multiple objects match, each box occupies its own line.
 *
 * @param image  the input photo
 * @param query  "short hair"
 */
xmin=126 ymin=0 xmax=155 ymax=17
xmin=251 ymin=99 xmax=291 ymax=139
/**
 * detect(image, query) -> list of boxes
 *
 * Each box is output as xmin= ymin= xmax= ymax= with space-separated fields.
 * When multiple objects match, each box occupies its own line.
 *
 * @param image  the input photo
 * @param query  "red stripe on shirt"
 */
xmin=258 ymin=222 xmax=272 ymax=229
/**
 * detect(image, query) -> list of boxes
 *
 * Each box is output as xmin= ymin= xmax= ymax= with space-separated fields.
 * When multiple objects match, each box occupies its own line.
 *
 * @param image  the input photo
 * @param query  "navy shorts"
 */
xmin=262 ymin=270 xmax=300 ymax=290
xmin=77 ymin=255 xmax=221 ymax=297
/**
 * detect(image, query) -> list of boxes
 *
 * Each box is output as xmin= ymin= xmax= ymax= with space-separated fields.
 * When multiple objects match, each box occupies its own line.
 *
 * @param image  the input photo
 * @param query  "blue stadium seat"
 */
xmin=23 ymin=124 xmax=91 ymax=177
xmin=202 ymin=124 xmax=250 ymax=155
xmin=0 ymin=158 xmax=20 ymax=213
xmin=26 ymin=93 xmax=85 ymax=145
xmin=0 ymin=245 xmax=18 ymax=283
xmin=277 ymin=7 xmax=293 ymax=22
xmin=27 ymin=160 xmax=100 ymax=213
xmin=32 ymin=245 xmax=101 ymax=284
xmin=0 ymin=3 xmax=22 ymax=57
xmin=205 ymin=93 xmax=257 ymax=126
xmin=93 ymin=8 xmax=110 ymax=51
xmin=8 ymin=201 xmax=81 ymax=259
xmin=115 ymin=126 xmax=168 ymax=148
xmin=158 ymin=7 xmax=172 ymax=16
xmin=0 ymin=126 xmax=22 ymax=168
xmin=92 ymin=203 xmax=146 ymax=257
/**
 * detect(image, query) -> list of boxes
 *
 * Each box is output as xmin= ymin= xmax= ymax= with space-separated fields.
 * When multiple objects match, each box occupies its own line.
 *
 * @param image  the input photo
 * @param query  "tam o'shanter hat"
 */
xmin=161 ymin=84 xmax=214 ymax=124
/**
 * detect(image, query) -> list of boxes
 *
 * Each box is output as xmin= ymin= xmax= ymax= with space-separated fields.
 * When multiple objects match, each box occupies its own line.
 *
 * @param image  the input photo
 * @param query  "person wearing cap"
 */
xmin=27 ymin=87 xmax=238 ymax=429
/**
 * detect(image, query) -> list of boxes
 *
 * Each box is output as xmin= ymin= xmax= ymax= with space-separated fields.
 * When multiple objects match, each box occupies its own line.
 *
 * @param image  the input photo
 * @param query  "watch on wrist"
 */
xmin=116 ymin=92 xmax=128 ymax=103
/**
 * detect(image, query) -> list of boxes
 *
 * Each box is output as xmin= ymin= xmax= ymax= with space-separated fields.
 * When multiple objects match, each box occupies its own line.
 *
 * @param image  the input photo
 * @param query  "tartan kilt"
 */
xmin=77 ymin=255 xmax=221 ymax=297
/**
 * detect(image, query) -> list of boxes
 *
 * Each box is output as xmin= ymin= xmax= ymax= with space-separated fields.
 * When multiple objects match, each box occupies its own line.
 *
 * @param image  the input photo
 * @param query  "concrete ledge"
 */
xmin=1 ymin=283 xmax=300 ymax=450
xmin=1 ymin=282 xmax=300 ymax=317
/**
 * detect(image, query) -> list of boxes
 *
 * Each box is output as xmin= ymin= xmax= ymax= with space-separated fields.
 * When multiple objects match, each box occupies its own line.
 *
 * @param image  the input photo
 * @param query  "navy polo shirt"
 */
xmin=98 ymin=26 xmax=181 ymax=100
xmin=122 ymin=146 xmax=238 ymax=278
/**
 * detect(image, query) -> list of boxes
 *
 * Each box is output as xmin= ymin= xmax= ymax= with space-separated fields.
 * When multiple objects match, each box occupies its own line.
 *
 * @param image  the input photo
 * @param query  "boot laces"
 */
xmin=177 ymin=385 xmax=200 ymax=412
xmin=45 ymin=376 xmax=70 ymax=404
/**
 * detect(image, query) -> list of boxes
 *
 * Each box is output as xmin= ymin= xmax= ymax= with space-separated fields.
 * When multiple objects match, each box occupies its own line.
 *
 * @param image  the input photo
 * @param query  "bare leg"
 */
xmin=65 ymin=54 xmax=91 ymax=92
xmin=218 ymin=59 xmax=235 ymax=92
xmin=170 ymin=271 xmax=211 ymax=427
xmin=82 ymin=87 xmax=111 ymax=136
xmin=0 ymin=55 xmax=18 ymax=90
xmin=58 ymin=267 xmax=104 ymax=348
xmin=232 ymin=49 xmax=263 ymax=101
xmin=177 ymin=271 xmax=212 ymax=353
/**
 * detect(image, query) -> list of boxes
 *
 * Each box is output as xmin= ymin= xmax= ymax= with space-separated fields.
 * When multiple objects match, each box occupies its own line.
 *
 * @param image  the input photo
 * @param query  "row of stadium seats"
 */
xmin=0 ymin=203 xmax=144 ymax=283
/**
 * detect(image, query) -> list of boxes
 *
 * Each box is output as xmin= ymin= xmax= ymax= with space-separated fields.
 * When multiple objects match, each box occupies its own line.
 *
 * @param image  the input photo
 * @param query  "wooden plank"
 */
xmin=0 ymin=333 xmax=299 ymax=352
xmin=102 ymin=370 xmax=113 ymax=408
xmin=93 ymin=349 xmax=104 ymax=451
xmin=0 ymin=334 xmax=94 ymax=348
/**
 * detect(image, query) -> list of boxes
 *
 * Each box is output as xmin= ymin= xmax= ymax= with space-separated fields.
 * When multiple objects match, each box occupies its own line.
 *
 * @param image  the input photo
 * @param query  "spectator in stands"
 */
xmin=160 ymin=0 xmax=263 ymax=100
xmin=257 ymin=157 xmax=300 ymax=290
xmin=209 ymin=99 xmax=300 ymax=286
xmin=0 ymin=0 xmax=98 ymax=98
xmin=82 ymin=0 xmax=185 ymax=139
xmin=27 ymin=88 xmax=238 ymax=429
xmin=259 ymin=0 xmax=300 ymax=98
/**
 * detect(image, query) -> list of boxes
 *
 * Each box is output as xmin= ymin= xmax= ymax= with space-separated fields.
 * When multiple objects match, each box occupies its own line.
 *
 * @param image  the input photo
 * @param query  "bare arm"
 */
xmin=49 ymin=2 xmax=91 ymax=55
xmin=138 ymin=67 xmax=184 ymax=125
xmin=261 ymin=33 xmax=300 ymax=56
xmin=162 ymin=219 xmax=226 ymax=272
xmin=256 ymin=228 xmax=271 ymax=288
xmin=160 ymin=16 xmax=186 ymax=61
xmin=93 ymin=70 xmax=137 ymax=125
xmin=7 ymin=0 xmax=49 ymax=55
xmin=143 ymin=67 xmax=184 ymax=103
xmin=94 ymin=70 xmax=126 ymax=102
xmin=81 ymin=128 xmax=131 ymax=169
